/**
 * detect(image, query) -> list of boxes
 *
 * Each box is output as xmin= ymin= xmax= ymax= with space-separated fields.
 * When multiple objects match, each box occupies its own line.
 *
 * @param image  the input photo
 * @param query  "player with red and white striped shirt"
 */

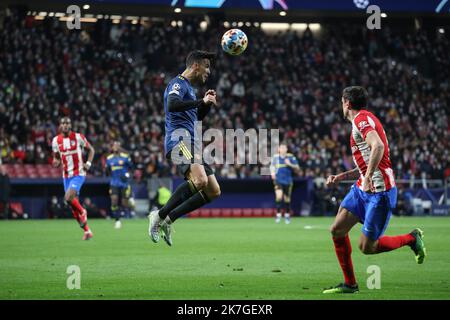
xmin=52 ymin=117 xmax=95 ymax=240
xmin=323 ymin=86 xmax=426 ymax=294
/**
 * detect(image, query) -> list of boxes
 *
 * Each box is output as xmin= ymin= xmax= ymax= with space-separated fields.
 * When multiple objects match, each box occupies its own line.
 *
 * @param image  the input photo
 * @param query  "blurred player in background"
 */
xmin=323 ymin=86 xmax=426 ymax=294
xmin=148 ymin=50 xmax=221 ymax=246
xmin=52 ymin=117 xmax=95 ymax=240
xmin=270 ymin=143 xmax=299 ymax=224
xmin=105 ymin=141 xmax=133 ymax=229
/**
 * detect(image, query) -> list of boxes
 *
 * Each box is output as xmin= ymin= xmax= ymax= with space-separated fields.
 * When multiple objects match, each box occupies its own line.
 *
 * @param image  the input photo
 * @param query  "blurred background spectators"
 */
xmin=1 ymin=8 xmax=448 ymax=182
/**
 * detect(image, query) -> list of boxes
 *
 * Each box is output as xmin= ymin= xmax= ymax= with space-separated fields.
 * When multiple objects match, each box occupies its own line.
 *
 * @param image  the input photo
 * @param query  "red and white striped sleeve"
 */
xmin=354 ymin=113 xmax=376 ymax=140
xmin=77 ymin=133 xmax=90 ymax=148
xmin=52 ymin=136 xmax=59 ymax=154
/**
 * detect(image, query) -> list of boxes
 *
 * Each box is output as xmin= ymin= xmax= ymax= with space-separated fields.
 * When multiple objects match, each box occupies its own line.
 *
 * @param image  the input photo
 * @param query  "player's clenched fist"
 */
xmin=203 ymin=90 xmax=217 ymax=106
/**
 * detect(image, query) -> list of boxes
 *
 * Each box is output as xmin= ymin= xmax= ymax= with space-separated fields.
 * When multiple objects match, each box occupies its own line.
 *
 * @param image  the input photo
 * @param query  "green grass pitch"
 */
xmin=0 ymin=217 xmax=449 ymax=300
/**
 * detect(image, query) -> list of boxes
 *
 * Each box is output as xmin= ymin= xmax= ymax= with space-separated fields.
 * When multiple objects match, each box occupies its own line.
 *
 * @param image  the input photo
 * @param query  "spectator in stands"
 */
xmin=48 ymin=196 xmax=67 ymax=219
xmin=0 ymin=9 xmax=448 ymax=182
xmin=82 ymin=197 xmax=106 ymax=218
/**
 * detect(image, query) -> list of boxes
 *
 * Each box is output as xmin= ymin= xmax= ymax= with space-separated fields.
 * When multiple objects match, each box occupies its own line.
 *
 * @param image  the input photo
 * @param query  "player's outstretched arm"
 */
xmin=326 ymin=168 xmax=359 ymax=187
xmin=167 ymin=94 xmax=205 ymax=112
xmin=84 ymin=143 xmax=95 ymax=172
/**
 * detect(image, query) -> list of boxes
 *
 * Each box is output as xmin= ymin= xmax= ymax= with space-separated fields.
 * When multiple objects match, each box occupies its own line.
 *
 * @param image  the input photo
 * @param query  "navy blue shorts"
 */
xmin=341 ymin=184 xmax=397 ymax=240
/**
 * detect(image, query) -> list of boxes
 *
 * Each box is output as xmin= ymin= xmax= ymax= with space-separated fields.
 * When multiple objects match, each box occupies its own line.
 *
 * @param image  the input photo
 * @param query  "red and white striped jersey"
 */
xmin=351 ymin=110 xmax=396 ymax=192
xmin=52 ymin=132 xmax=90 ymax=178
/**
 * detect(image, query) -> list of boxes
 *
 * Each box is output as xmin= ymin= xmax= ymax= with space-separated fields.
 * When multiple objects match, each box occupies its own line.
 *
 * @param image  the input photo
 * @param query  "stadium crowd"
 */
xmin=1 ymin=8 xmax=449 ymax=181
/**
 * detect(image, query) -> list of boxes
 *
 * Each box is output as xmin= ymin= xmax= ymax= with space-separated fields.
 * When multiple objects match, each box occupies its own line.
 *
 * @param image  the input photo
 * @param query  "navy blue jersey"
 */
xmin=164 ymin=75 xmax=198 ymax=156
xmin=271 ymin=153 xmax=298 ymax=185
xmin=106 ymin=152 xmax=132 ymax=188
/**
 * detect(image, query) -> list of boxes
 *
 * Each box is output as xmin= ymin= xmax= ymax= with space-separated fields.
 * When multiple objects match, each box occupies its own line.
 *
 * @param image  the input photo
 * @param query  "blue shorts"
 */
xmin=341 ymin=184 xmax=397 ymax=240
xmin=63 ymin=176 xmax=86 ymax=195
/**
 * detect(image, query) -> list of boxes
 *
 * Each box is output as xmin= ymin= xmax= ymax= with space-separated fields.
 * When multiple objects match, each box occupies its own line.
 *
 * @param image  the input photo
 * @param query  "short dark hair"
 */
xmin=342 ymin=86 xmax=368 ymax=110
xmin=186 ymin=50 xmax=216 ymax=68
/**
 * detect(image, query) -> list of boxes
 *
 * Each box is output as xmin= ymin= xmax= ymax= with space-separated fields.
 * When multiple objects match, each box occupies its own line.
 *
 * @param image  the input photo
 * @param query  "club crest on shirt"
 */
xmin=358 ymin=120 xmax=369 ymax=130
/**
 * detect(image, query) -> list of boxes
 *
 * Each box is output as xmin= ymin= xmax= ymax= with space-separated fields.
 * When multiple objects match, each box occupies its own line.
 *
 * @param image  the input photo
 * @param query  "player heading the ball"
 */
xmin=148 ymin=50 xmax=221 ymax=246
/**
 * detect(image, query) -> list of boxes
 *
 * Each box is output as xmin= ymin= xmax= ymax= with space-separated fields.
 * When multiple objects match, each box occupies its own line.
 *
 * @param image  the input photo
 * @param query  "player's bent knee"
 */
xmin=330 ymin=225 xmax=345 ymax=238
xmin=210 ymin=187 xmax=221 ymax=199
xmin=64 ymin=193 xmax=75 ymax=203
xmin=359 ymin=242 xmax=376 ymax=255
xmin=192 ymin=176 xmax=208 ymax=190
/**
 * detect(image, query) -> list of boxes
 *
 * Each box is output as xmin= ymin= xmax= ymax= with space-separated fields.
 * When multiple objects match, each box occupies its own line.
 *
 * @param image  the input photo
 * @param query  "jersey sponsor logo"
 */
xmin=352 ymin=145 xmax=358 ymax=153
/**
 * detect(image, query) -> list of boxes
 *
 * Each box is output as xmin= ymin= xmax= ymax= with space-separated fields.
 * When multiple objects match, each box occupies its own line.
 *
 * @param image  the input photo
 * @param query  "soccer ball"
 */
xmin=221 ymin=29 xmax=248 ymax=56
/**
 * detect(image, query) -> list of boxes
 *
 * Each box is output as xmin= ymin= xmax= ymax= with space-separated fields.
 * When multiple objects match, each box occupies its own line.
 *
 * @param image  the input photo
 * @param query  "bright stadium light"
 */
xmin=279 ymin=11 xmax=287 ymax=16
xmin=223 ymin=21 xmax=230 ymax=28
xmin=174 ymin=8 xmax=182 ymax=13
xmin=438 ymin=28 xmax=445 ymax=34
xmin=291 ymin=23 xmax=308 ymax=31
xmin=381 ymin=13 xmax=387 ymax=18
xmin=112 ymin=19 xmax=120 ymax=24
xmin=83 ymin=5 xmax=90 ymax=10
xmin=80 ymin=17 xmax=97 ymax=23
xmin=308 ymin=23 xmax=321 ymax=31
xmin=261 ymin=23 xmax=290 ymax=32
xmin=48 ymin=12 xmax=54 ymax=17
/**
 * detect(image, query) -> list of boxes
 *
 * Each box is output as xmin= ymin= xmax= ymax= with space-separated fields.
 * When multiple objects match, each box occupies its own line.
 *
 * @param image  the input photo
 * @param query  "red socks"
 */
xmin=332 ymin=233 xmax=416 ymax=286
xmin=70 ymin=198 xmax=84 ymax=214
xmin=376 ymin=234 xmax=415 ymax=253
xmin=333 ymin=235 xmax=357 ymax=286
xmin=69 ymin=198 xmax=89 ymax=232
xmin=71 ymin=209 xmax=80 ymax=223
